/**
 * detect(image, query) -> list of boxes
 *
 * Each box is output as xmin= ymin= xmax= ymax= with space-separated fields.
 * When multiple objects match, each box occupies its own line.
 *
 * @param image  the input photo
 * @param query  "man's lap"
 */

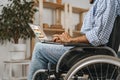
xmin=32 ymin=42 xmax=72 ymax=64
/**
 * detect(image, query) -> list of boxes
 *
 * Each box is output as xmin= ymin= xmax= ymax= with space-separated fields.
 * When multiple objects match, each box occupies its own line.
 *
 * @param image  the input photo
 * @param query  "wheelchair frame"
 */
xmin=32 ymin=16 xmax=120 ymax=80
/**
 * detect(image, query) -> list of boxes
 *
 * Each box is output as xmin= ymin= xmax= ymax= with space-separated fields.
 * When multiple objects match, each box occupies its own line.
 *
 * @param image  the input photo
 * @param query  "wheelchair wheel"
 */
xmin=32 ymin=69 xmax=48 ymax=80
xmin=64 ymin=55 xmax=120 ymax=80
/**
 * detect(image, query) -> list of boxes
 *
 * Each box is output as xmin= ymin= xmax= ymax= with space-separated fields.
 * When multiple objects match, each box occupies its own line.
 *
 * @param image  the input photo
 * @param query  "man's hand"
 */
xmin=52 ymin=32 xmax=72 ymax=43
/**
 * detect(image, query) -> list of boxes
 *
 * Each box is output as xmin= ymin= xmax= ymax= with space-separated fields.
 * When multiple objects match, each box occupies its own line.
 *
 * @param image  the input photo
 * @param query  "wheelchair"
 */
xmin=32 ymin=15 xmax=120 ymax=80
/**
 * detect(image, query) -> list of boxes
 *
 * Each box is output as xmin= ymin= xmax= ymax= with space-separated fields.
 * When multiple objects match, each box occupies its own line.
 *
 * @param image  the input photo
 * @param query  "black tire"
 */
xmin=64 ymin=55 xmax=120 ymax=80
xmin=32 ymin=69 xmax=48 ymax=80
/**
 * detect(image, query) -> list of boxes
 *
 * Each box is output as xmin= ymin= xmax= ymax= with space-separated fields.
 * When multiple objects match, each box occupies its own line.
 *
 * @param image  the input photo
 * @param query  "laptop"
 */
xmin=29 ymin=23 xmax=60 ymax=44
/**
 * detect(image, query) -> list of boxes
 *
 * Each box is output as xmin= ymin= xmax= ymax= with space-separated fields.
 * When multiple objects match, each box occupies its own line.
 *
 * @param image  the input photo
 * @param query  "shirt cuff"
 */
xmin=85 ymin=30 xmax=100 ymax=46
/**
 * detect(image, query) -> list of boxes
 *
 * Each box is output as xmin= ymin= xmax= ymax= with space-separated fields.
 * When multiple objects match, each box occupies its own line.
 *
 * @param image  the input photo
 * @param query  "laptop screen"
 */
xmin=29 ymin=23 xmax=48 ymax=40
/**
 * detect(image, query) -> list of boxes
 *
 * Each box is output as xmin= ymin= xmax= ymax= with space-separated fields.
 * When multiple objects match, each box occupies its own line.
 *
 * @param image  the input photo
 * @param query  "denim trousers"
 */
xmin=28 ymin=42 xmax=72 ymax=80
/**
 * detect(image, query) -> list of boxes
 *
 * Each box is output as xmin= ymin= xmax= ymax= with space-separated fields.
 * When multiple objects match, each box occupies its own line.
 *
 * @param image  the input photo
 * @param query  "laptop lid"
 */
xmin=29 ymin=23 xmax=48 ymax=41
xmin=29 ymin=23 xmax=61 ymax=45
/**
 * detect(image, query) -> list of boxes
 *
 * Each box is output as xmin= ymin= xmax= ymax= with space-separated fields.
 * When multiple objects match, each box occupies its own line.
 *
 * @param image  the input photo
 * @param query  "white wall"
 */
xmin=0 ymin=0 xmax=10 ymax=79
xmin=0 ymin=0 xmax=90 ymax=79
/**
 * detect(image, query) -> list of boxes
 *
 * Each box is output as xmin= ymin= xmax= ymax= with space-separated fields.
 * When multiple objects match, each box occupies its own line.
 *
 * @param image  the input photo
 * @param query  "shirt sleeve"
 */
xmin=85 ymin=0 xmax=117 ymax=46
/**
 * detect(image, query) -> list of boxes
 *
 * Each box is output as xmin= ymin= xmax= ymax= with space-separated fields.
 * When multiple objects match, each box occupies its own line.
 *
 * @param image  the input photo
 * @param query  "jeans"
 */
xmin=28 ymin=42 xmax=72 ymax=80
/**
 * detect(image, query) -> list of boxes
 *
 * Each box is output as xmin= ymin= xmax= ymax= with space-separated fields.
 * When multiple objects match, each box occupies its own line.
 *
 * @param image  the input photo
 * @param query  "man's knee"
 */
xmin=34 ymin=42 xmax=43 ymax=50
xmin=31 ymin=42 xmax=43 ymax=59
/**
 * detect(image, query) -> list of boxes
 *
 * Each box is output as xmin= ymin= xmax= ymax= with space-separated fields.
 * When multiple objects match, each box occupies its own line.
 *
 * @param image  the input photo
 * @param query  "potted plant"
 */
xmin=0 ymin=0 xmax=37 ymax=60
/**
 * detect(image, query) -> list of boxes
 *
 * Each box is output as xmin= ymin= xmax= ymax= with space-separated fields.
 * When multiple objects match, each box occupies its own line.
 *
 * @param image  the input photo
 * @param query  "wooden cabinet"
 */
xmin=34 ymin=0 xmax=88 ymax=37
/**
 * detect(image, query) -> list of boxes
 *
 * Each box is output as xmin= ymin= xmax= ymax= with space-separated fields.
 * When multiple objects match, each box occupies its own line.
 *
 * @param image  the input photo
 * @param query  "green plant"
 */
xmin=0 ymin=0 xmax=37 ymax=44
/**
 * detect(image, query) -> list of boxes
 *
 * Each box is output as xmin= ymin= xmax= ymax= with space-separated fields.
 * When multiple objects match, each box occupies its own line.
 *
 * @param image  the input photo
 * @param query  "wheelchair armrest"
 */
xmin=63 ymin=42 xmax=117 ymax=56
xmin=63 ymin=42 xmax=93 ymax=47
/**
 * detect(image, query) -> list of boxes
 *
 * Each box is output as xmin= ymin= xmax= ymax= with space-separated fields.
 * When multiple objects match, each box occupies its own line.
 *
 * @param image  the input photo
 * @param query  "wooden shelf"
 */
xmin=35 ymin=2 xmax=88 ymax=13
xmin=73 ymin=7 xmax=88 ymax=13
xmin=43 ymin=28 xmax=82 ymax=37
xmin=44 ymin=2 xmax=64 ymax=9
xmin=35 ymin=2 xmax=64 ymax=9
xmin=43 ymin=28 xmax=82 ymax=34
xmin=34 ymin=1 xmax=88 ymax=37
xmin=43 ymin=28 xmax=64 ymax=32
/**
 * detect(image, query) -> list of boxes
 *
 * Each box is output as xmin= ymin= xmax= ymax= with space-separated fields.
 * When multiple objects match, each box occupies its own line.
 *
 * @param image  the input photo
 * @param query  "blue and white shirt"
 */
xmin=81 ymin=0 xmax=120 ymax=46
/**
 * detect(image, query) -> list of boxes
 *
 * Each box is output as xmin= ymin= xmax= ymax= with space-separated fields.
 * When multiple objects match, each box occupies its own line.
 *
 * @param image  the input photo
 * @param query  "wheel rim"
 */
xmin=65 ymin=55 xmax=120 ymax=80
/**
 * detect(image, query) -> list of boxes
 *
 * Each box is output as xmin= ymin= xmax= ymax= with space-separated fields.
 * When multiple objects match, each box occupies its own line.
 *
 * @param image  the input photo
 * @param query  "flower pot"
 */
xmin=10 ymin=51 xmax=25 ymax=60
xmin=12 ymin=44 xmax=26 ymax=51
xmin=10 ymin=44 xmax=26 ymax=60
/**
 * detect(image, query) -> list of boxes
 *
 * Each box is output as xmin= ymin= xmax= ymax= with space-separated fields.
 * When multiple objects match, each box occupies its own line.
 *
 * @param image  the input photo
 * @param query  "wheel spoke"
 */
xmin=65 ymin=55 xmax=120 ymax=80
xmin=105 ymin=64 xmax=109 ymax=79
xmin=101 ymin=63 xmax=102 ymax=80
xmin=110 ymin=66 xmax=117 ymax=79
xmin=94 ymin=64 xmax=98 ymax=79
xmin=87 ymin=66 xmax=94 ymax=80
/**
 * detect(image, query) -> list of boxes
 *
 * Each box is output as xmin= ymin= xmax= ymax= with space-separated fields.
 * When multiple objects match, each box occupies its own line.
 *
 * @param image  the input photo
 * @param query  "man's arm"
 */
xmin=53 ymin=0 xmax=117 ymax=46
xmin=70 ymin=35 xmax=89 ymax=43
xmin=53 ymin=32 xmax=89 ymax=44
xmin=81 ymin=0 xmax=118 ymax=46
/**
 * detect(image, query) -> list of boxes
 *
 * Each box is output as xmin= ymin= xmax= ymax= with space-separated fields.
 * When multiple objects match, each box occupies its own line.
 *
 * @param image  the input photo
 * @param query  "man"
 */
xmin=28 ymin=0 xmax=120 ymax=80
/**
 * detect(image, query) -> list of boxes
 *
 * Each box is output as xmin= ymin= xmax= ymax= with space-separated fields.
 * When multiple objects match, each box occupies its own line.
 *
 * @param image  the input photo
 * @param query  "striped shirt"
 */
xmin=81 ymin=0 xmax=120 ymax=46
